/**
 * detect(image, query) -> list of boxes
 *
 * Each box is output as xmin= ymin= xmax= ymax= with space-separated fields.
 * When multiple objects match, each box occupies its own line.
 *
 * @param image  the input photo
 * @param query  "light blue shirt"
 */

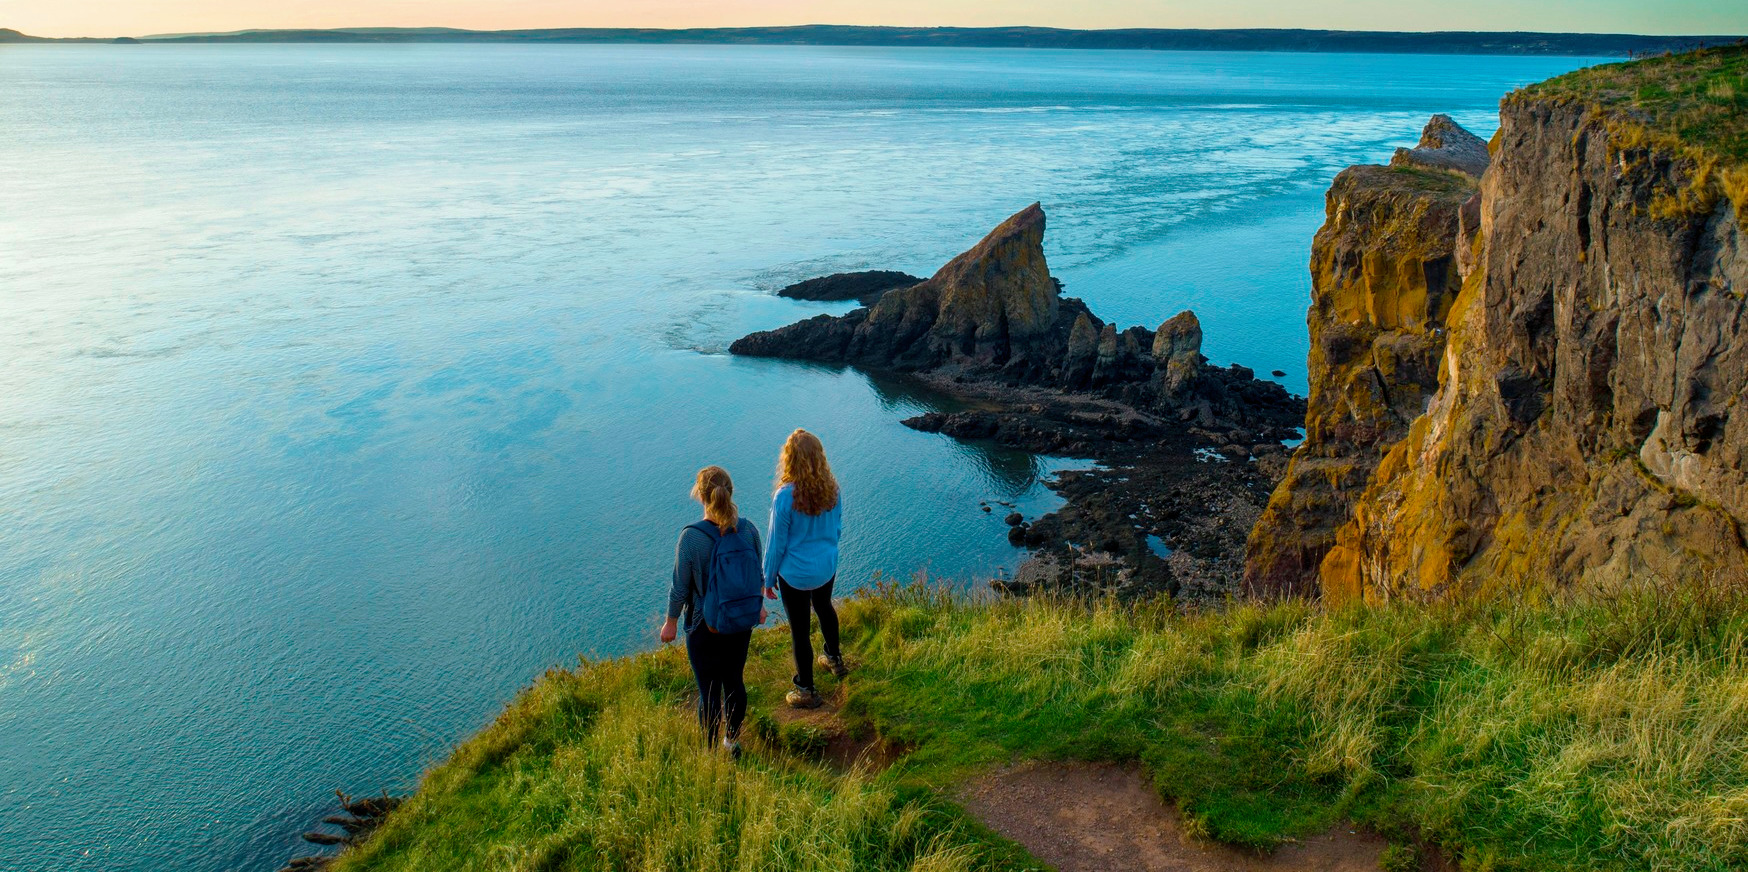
xmin=764 ymin=484 xmax=842 ymax=590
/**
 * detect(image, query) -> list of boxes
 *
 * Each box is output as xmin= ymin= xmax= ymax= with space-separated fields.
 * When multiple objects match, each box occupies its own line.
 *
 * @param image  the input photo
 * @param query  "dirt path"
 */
xmin=766 ymin=687 xmax=909 ymax=771
xmin=959 ymin=763 xmax=1385 ymax=872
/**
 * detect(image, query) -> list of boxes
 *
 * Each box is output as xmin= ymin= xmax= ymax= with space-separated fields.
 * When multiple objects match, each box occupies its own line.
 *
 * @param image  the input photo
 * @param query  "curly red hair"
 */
xmin=775 ymin=429 xmax=839 ymax=516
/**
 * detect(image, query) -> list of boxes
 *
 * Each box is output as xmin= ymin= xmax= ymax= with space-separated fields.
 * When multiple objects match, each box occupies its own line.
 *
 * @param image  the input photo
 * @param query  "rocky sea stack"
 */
xmin=733 ymin=203 xmax=1302 ymax=434
xmin=734 ymin=203 xmax=1305 ymax=596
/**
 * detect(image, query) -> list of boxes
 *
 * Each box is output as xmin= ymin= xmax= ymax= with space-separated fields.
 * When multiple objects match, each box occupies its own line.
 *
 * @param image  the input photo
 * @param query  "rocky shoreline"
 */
xmin=733 ymin=204 xmax=1304 ymax=600
xmin=905 ymin=376 xmax=1297 ymax=599
xmin=279 ymin=792 xmax=402 ymax=872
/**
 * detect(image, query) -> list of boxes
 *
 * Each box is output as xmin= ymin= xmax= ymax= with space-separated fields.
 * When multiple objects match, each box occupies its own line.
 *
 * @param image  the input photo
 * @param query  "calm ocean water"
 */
xmin=0 ymin=44 xmax=1595 ymax=870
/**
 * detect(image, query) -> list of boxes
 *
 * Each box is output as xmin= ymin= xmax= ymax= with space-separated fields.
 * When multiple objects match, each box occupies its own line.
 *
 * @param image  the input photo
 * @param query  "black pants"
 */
xmin=779 ymin=577 xmax=840 ymax=690
xmin=685 ymin=624 xmax=751 ymax=744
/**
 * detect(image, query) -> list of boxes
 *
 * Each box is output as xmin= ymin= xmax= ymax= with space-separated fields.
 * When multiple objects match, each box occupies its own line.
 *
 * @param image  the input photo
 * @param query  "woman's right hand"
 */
xmin=764 ymin=585 xmax=778 ymax=600
xmin=659 ymin=617 xmax=678 ymax=644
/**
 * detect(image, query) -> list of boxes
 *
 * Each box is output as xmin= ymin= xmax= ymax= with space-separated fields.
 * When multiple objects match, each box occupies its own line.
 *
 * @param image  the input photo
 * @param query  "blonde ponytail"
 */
xmin=692 ymin=466 xmax=739 ymax=531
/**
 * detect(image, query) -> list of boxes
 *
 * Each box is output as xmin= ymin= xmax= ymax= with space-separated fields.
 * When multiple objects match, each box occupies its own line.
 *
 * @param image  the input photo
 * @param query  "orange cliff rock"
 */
xmin=1255 ymin=47 xmax=1748 ymax=602
xmin=1245 ymin=116 xmax=1485 ymax=598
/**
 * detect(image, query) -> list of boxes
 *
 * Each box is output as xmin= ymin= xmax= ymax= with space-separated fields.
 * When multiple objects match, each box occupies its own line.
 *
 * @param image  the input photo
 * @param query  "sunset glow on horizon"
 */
xmin=8 ymin=0 xmax=1747 ymax=40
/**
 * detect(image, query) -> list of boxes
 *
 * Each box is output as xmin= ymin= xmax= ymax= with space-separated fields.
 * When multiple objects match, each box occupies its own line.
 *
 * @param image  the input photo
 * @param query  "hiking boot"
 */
xmin=721 ymin=736 xmax=743 ymax=761
xmin=818 ymin=653 xmax=850 ymax=678
xmin=785 ymin=685 xmax=824 ymax=709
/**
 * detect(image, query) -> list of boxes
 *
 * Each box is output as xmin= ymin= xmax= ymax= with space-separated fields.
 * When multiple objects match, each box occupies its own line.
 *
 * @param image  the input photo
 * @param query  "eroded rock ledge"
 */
xmin=733 ymin=204 xmax=1304 ymax=597
xmin=777 ymin=270 xmax=924 ymax=306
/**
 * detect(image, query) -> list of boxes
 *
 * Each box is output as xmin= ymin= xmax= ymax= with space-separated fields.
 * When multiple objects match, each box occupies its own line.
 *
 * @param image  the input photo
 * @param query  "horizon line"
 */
xmin=4 ymin=23 xmax=1744 ymax=42
xmin=137 ymin=23 xmax=1748 ymax=37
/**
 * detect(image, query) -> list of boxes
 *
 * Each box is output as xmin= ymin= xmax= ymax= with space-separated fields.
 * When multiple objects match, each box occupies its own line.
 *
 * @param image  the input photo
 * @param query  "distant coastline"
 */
xmin=2 ymin=25 xmax=1742 ymax=56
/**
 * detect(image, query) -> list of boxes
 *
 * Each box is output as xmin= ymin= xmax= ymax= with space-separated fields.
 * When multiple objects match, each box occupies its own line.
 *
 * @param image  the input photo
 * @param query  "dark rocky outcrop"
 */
xmin=777 ymin=270 xmax=924 ymax=306
xmin=734 ymin=203 xmax=1303 ymax=434
xmin=735 ymin=202 xmax=1305 ymax=598
xmin=280 ymin=791 xmax=402 ymax=872
xmin=734 ymin=203 xmax=1066 ymax=375
xmin=1246 ymin=116 xmax=1487 ymax=596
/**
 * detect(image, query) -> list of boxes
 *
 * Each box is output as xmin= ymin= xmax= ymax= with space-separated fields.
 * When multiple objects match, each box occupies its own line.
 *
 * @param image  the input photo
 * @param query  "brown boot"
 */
xmin=785 ymin=685 xmax=823 ymax=709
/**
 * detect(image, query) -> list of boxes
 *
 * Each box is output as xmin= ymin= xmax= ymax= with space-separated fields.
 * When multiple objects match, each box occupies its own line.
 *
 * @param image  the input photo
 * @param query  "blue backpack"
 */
xmin=688 ymin=520 xmax=765 ymax=634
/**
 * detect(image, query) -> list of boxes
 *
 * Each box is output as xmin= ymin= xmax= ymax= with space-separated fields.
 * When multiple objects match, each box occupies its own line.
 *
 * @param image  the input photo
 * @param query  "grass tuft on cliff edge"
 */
xmin=333 ymin=580 xmax=1748 ymax=872
xmin=1525 ymin=43 xmax=1748 ymax=163
xmin=1518 ymin=43 xmax=1748 ymax=221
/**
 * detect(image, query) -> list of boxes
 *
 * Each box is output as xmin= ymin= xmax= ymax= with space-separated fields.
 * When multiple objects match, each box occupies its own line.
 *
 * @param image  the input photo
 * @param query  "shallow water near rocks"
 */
xmin=0 ymin=44 xmax=1596 ymax=870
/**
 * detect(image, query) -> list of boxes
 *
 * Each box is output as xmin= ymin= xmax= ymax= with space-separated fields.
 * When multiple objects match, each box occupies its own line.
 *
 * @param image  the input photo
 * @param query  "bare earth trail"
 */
xmin=960 ymin=763 xmax=1385 ymax=872
xmin=768 ymin=694 xmax=1384 ymax=871
xmin=765 ymin=686 xmax=910 ymax=771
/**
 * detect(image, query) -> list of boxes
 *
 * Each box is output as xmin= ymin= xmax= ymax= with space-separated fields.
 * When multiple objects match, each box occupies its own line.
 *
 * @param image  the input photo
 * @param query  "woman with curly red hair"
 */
xmin=763 ymin=429 xmax=845 ymax=708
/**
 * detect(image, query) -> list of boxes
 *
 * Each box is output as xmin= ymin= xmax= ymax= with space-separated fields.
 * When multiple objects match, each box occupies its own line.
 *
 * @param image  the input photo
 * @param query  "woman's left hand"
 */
xmin=759 ymin=607 xmax=769 ymax=625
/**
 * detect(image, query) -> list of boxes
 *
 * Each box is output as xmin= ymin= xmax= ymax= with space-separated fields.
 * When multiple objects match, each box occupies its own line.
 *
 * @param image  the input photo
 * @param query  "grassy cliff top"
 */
xmin=1341 ymin=163 xmax=1477 ymax=197
xmin=1522 ymin=43 xmax=1748 ymax=163
xmin=325 ymin=582 xmax=1748 ymax=871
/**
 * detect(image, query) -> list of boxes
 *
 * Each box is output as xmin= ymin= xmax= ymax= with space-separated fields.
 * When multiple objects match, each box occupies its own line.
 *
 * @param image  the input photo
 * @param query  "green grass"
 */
xmin=1523 ymin=43 xmax=1748 ymax=164
xmin=333 ymin=580 xmax=1748 ymax=872
xmin=1381 ymin=165 xmax=1478 ymax=195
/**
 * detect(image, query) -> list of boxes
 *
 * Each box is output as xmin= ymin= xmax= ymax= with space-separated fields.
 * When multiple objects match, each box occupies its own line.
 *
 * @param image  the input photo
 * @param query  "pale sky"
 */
xmin=5 ymin=0 xmax=1745 ymax=39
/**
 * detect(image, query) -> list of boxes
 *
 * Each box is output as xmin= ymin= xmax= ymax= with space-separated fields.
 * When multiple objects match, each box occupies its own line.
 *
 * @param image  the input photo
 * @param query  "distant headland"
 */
xmin=1 ymin=25 xmax=1741 ymax=56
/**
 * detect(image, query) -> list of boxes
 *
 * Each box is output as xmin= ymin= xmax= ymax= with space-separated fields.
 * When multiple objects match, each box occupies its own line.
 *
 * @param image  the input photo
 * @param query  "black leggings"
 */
xmin=779 ymin=577 xmax=840 ymax=690
xmin=685 ymin=625 xmax=751 ymax=744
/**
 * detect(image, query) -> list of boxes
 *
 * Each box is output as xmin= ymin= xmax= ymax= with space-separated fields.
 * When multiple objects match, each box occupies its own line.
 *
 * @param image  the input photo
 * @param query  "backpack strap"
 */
xmin=685 ymin=522 xmax=722 ymax=591
xmin=685 ymin=521 xmax=729 ymax=633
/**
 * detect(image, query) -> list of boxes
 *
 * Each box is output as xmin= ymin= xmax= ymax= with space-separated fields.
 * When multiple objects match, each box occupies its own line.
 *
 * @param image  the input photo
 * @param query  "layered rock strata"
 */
xmin=1245 ymin=117 xmax=1487 ymax=596
xmin=1389 ymin=114 xmax=1492 ymax=178
xmin=1329 ymin=94 xmax=1747 ymax=601
xmin=1258 ymin=47 xmax=1748 ymax=602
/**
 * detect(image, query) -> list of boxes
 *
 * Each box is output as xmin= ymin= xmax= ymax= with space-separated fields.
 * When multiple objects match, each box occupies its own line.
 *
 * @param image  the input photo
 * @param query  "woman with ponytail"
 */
xmin=763 ymin=429 xmax=845 ymax=709
xmin=662 ymin=465 xmax=765 ymax=758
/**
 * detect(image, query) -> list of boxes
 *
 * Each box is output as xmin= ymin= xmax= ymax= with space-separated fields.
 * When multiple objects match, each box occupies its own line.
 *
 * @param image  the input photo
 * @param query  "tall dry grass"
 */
xmin=338 ymin=574 xmax=1748 ymax=871
xmin=334 ymin=653 xmax=992 ymax=872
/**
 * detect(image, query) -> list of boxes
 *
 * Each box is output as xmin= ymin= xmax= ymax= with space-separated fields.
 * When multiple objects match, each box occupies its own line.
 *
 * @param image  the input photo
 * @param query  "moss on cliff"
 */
xmin=1246 ymin=142 xmax=1476 ymax=598
xmin=1309 ymin=43 xmax=1748 ymax=604
xmin=1525 ymin=44 xmax=1748 ymax=161
xmin=1520 ymin=44 xmax=1748 ymax=217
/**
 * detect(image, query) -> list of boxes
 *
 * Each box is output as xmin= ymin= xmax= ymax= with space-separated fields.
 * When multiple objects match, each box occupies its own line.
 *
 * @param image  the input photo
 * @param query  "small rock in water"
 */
xmin=1271 ymin=369 xmax=1286 ymax=378
xmin=1004 ymin=512 xmax=1024 ymax=526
